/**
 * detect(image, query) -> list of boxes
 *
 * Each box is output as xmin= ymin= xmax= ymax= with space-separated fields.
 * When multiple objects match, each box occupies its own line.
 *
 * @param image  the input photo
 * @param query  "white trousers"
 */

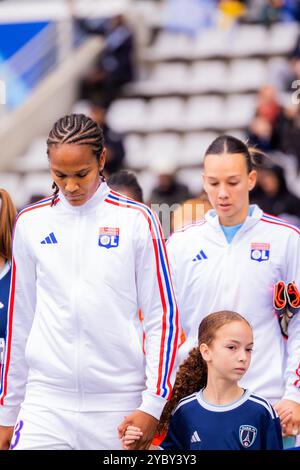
xmin=10 ymin=403 xmax=134 ymax=450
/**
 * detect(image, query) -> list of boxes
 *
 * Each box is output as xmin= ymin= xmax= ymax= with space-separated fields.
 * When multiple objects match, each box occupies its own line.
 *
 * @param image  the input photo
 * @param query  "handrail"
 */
xmin=0 ymin=18 xmax=85 ymax=110
xmin=1 ymin=23 xmax=57 ymax=78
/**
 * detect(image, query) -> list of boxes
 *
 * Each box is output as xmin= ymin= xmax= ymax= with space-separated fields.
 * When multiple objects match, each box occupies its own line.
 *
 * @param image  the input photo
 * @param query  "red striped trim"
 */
xmin=263 ymin=212 xmax=290 ymax=223
xmin=175 ymin=220 xmax=206 ymax=234
xmin=152 ymin=211 xmax=179 ymax=398
xmin=110 ymin=196 xmax=179 ymax=399
xmin=105 ymin=197 xmax=170 ymax=396
xmin=1 ymin=198 xmax=55 ymax=403
xmin=0 ymin=259 xmax=16 ymax=405
xmin=167 ymin=221 xmax=206 ymax=245
xmin=110 ymin=189 xmax=138 ymax=201
xmin=16 ymin=201 xmax=53 ymax=222
xmin=261 ymin=218 xmax=300 ymax=235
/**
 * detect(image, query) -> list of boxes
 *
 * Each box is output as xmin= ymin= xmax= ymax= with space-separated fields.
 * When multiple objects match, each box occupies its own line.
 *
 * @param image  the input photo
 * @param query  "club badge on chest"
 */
xmin=98 ymin=227 xmax=120 ymax=249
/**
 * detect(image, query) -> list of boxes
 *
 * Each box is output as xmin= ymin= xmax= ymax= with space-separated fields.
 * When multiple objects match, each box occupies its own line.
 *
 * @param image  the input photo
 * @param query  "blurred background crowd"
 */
xmin=0 ymin=0 xmax=300 ymax=231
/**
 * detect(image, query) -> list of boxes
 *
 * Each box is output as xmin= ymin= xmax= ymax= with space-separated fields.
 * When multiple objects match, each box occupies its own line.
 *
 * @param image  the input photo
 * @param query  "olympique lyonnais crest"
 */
xmin=239 ymin=425 xmax=257 ymax=448
xmin=98 ymin=227 xmax=120 ymax=249
xmin=250 ymin=242 xmax=270 ymax=262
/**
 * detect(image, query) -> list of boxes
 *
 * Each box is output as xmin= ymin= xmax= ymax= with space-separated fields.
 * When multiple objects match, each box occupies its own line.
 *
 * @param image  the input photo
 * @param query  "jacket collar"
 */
xmin=205 ymin=204 xmax=263 ymax=234
xmin=58 ymin=181 xmax=110 ymax=213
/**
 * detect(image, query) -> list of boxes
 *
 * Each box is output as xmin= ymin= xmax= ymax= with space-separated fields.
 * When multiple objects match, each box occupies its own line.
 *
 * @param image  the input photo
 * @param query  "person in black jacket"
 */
xmin=89 ymin=101 xmax=125 ymax=176
xmin=250 ymin=163 xmax=300 ymax=225
xmin=72 ymin=9 xmax=135 ymax=105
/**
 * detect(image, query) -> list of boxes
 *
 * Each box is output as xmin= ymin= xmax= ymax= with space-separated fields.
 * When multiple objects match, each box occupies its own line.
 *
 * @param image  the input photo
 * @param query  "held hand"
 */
xmin=274 ymin=400 xmax=300 ymax=436
xmin=118 ymin=410 xmax=158 ymax=450
xmin=121 ymin=425 xmax=143 ymax=450
xmin=0 ymin=426 xmax=14 ymax=450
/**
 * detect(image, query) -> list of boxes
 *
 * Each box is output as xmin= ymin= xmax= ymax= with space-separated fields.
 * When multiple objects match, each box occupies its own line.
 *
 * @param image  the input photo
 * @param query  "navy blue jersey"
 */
xmin=160 ymin=389 xmax=283 ymax=450
xmin=0 ymin=263 xmax=11 ymax=346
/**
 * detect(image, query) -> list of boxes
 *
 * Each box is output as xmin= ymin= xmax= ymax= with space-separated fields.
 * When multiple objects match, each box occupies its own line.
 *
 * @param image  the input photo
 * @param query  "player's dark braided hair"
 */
xmin=204 ymin=134 xmax=267 ymax=173
xmin=47 ymin=114 xmax=105 ymax=206
xmin=157 ymin=311 xmax=251 ymax=435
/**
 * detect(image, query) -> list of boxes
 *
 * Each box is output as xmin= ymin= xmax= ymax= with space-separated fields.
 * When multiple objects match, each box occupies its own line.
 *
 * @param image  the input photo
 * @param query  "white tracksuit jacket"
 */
xmin=0 ymin=183 xmax=179 ymax=426
xmin=167 ymin=205 xmax=300 ymax=404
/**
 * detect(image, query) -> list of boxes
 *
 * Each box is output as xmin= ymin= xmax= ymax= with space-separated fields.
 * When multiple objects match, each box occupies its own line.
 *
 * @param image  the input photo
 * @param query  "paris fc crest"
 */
xmin=239 ymin=425 xmax=257 ymax=448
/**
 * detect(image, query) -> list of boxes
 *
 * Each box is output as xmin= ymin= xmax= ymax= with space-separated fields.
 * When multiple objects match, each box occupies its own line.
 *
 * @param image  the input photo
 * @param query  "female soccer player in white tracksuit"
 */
xmin=0 ymin=114 xmax=179 ymax=450
xmin=166 ymin=135 xmax=300 ymax=443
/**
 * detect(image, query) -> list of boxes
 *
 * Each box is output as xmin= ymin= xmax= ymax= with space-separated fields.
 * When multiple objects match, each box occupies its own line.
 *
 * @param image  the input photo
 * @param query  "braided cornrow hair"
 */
xmin=47 ymin=114 xmax=105 ymax=206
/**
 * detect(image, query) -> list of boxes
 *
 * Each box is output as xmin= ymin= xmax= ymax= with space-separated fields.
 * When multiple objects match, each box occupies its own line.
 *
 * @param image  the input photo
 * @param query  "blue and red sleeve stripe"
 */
xmin=261 ymin=213 xmax=300 ymax=235
xmin=0 ymin=197 xmax=53 ymax=404
xmin=106 ymin=190 xmax=179 ymax=400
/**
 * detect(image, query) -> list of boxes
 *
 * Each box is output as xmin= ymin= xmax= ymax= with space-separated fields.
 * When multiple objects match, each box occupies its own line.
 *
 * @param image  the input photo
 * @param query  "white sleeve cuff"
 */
xmin=0 ymin=405 xmax=20 ymax=426
xmin=138 ymin=392 xmax=167 ymax=420
xmin=283 ymin=387 xmax=300 ymax=404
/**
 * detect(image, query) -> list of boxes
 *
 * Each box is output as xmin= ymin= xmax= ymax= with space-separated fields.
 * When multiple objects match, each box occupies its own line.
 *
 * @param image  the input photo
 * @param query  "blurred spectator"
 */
xmin=257 ymin=0 xmax=300 ymax=24
xmin=271 ymin=32 xmax=300 ymax=92
xmin=149 ymin=160 xmax=192 ymax=207
xmin=248 ymin=85 xmax=283 ymax=152
xmin=89 ymin=101 xmax=125 ymax=176
xmin=285 ymin=33 xmax=300 ymax=89
xmin=250 ymin=163 xmax=300 ymax=223
xmin=218 ymin=1 xmax=247 ymax=27
xmin=256 ymin=85 xmax=282 ymax=125
xmin=277 ymin=103 xmax=300 ymax=171
xmin=71 ymin=7 xmax=135 ymax=105
xmin=248 ymin=116 xmax=274 ymax=151
xmin=108 ymin=170 xmax=143 ymax=202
